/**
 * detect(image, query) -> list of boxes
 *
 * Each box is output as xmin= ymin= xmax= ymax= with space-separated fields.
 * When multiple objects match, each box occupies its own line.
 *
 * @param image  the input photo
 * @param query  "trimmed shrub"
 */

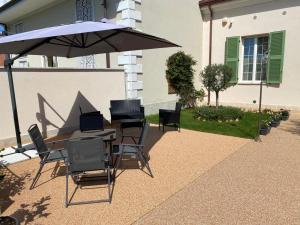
xmin=194 ymin=106 xmax=243 ymax=121
xmin=166 ymin=51 xmax=197 ymax=107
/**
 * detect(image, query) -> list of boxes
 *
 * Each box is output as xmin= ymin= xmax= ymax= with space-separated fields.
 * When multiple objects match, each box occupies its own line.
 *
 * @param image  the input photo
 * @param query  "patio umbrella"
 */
xmin=0 ymin=19 xmax=179 ymax=154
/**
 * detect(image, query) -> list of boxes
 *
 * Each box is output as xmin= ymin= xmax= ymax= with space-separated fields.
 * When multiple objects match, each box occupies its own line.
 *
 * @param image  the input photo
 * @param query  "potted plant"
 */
xmin=260 ymin=121 xmax=271 ymax=135
xmin=280 ymin=109 xmax=289 ymax=121
xmin=270 ymin=113 xmax=281 ymax=127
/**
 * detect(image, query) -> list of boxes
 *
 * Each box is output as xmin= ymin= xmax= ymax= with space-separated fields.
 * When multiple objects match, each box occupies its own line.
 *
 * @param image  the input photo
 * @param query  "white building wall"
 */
xmin=6 ymin=0 xmax=121 ymax=69
xmin=0 ymin=68 xmax=125 ymax=147
xmin=201 ymin=0 xmax=300 ymax=110
xmin=141 ymin=0 xmax=203 ymax=114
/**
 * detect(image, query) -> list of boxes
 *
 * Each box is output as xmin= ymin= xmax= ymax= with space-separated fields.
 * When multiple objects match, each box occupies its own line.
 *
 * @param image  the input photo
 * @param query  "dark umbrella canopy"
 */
xmin=0 ymin=20 xmax=179 ymax=57
xmin=0 ymin=19 xmax=179 ymax=151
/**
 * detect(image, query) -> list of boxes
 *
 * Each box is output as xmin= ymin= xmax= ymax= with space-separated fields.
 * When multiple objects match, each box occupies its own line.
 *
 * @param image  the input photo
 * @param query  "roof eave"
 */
xmin=198 ymin=0 xmax=233 ymax=8
xmin=0 ymin=0 xmax=23 ymax=14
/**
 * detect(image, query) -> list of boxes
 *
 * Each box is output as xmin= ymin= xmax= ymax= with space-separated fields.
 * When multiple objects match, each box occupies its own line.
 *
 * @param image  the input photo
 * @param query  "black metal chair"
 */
xmin=65 ymin=137 xmax=111 ymax=207
xmin=113 ymin=122 xmax=153 ymax=178
xmin=28 ymin=124 xmax=67 ymax=189
xmin=159 ymin=102 xmax=182 ymax=132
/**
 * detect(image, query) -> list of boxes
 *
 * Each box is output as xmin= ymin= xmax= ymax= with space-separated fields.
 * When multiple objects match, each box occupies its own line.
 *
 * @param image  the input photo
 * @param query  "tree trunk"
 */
xmin=216 ymin=91 xmax=219 ymax=108
xmin=207 ymin=88 xmax=211 ymax=105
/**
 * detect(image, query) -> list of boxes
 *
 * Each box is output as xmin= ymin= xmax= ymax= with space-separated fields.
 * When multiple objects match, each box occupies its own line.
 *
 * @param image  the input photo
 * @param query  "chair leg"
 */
xmin=113 ymin=152 xmax=123 ymax=178
xmin=137 ymin=151 xmax=153 ymax=178
xmin=65 ymin=170 xmax=69 ymax=208
xmin=30 ymin=162 xmax=45 ymax=190
xmin=107 ymin=168 xmax=111 ymax=203
xmin=51 ymin=161 xmax=60 ymax=177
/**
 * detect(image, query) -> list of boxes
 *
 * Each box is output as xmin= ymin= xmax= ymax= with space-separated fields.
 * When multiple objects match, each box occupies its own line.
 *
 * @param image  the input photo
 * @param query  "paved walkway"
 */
xmin=1 ymin=125 xmax=249 ymax=225
xmin=134 ymin=112 xmax=300 ymax=225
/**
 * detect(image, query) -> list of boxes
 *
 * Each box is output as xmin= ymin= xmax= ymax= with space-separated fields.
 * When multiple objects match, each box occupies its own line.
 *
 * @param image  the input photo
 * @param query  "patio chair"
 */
xmin=159 ymin=102 xmax=182 ymax=132
xmin=110 ymin=99 xmax=145 ymax=123
xmin=28 ymin=124 xmax=67 ymax=190
xmin=65 ymin=137 xmax=111 ymax=207
xmin=79 ymin=106 xmax=104 ymax=132
xmin=113 ymin=122 xmax=153 ymax=178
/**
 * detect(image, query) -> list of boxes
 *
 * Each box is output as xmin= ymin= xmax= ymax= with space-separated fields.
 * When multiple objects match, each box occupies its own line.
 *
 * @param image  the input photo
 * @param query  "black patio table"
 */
xmin=69 ymin=129 xmax=117 ymax=163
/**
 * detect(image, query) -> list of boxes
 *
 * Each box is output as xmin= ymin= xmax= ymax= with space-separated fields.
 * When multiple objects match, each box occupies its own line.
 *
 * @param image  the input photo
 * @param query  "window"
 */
xmin=225 ymin=31 xmax=285 ymax=85
xmin=15 ymin=22 xmax=23 ymax=33
xmin=14 ymin=22 xmax=29 ymax=67
xmin=241 ymin=36 xmax=269 ymax=82
xmin=42 ymin=56 xmax=58 ymax=68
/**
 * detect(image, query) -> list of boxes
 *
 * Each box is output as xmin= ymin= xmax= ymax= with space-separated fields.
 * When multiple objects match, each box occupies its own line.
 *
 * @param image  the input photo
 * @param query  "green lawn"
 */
xmin=146 ymin=109 xmax=270 ymax=139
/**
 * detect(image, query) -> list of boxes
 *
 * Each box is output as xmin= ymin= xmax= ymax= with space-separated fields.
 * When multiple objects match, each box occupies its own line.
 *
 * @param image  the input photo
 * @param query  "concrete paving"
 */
xmin=0 ymin=125 xmax=249 ymax=225
xmin=1 ymin=112 xmax=300 ymax=225
xmin=134 ymin=112 xmax=300 ymax=225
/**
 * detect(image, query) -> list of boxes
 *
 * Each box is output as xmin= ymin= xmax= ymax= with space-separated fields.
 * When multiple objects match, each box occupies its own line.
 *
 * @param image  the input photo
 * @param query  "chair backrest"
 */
xmin=175 ymin=102 xmax=182 ymax=113
xmin=80 ymin=111 xmax=104 ymax=132
xmin=66 ymin=137 xmax=106 ymax=173
xmin=110 ymin=99 xmax=141 ymax=113
xmin=28 ymin=124 xmax=48 ymax=159
xmin=138 ymin=122 xmax=149 ymax=146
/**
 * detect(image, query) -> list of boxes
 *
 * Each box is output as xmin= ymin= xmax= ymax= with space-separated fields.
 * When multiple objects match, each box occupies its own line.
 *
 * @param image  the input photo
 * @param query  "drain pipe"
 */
xmin=207 ymin=4 xmax=213 ymax=105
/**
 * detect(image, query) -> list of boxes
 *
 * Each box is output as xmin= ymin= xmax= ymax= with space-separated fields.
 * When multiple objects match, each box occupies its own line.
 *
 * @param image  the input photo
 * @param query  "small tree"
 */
xmin=200 ymin=64 xmax=234 ymax=108
xmin=166 ymin=51 xmax=197 ymax=107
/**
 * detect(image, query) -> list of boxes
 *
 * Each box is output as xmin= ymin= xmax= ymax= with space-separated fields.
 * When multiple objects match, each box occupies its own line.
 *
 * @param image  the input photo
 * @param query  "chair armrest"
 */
xmin=46 ymin=138 xmax=68 ymax=148
xmin=119 ymin=143 xmax=144 ymax=148
xmin=159 ymin=109 xmax=175 ymax=114
xmin=39 ymin=148 xmax=65 ymax=155
xmin=140 ymin=106 xmax=144 ymax=113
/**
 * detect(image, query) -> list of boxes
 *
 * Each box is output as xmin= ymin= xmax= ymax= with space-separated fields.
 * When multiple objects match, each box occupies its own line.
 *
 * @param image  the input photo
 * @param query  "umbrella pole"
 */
xmin=4 ymin=56 xmax=29 ymax=157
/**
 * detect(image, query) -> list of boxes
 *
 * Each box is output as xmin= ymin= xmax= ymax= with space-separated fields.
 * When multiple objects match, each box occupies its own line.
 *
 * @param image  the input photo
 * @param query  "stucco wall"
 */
xmin=201 ymin=0 xmax=300 ymax=109
xmin=141 ymin=0 xmax=203 ymax=110
xmin=0 ymin=68 xmax=125 ymax=147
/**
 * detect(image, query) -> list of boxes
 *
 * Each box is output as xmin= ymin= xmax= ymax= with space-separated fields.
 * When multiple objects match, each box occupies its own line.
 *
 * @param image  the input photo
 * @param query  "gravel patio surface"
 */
xmin=0 ymin=125 xmax=249 ymax=225
xmin=135 ymin=112 xmax=300 ymax=225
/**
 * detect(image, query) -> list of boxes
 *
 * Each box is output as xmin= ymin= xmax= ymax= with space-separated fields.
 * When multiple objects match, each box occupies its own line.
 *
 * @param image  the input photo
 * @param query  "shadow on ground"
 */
xmin=278 ymin=119 xmax=300 ymax=136
xmin=0 ymin=164 xmax=30 ymax=213
xmin=10 ymin=196 xmax=51 ymax=225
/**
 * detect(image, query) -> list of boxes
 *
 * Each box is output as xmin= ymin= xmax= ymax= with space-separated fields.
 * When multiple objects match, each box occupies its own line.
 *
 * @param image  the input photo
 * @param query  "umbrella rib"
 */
xmin=47 ymin=42 xmax=78 ymax=48
xmin=74 ymin=35 xmax=82 ymax=47
xmin=53 ymin=37 xmax=81 ymax=48
xmin=86 ymin=31 xmax=120 ymax=48
xmin=11 ymin=37 xmax=53 ymax=61
xmin=66 ymin=35 xmax=77 ymax=58
xmin=84 ymin=33 xmax=89 ymax=47
xmin=81 ymin=33 xmax=85 ymax=47
xmin=94 ymin=33 xmax=119 ymax=51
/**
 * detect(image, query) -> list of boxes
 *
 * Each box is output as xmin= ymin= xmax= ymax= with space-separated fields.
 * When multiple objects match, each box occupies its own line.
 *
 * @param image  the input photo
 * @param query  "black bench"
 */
xmin=110 ymin=100 xmax=144 ymax=123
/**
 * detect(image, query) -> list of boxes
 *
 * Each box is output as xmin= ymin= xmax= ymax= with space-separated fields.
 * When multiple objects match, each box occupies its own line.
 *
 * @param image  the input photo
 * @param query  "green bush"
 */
xmin=166 ymin=51 xmax=197 ymax=107
xmin=194 ymin=106 xmax=243 ymax=121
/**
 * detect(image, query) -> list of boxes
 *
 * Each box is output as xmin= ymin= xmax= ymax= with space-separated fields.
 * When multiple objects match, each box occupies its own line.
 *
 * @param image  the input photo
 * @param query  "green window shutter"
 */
xmin=225 ymin=37 xmax=240 ymax=83
xmin=267 ymin=31 xmax=285 ymax=84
